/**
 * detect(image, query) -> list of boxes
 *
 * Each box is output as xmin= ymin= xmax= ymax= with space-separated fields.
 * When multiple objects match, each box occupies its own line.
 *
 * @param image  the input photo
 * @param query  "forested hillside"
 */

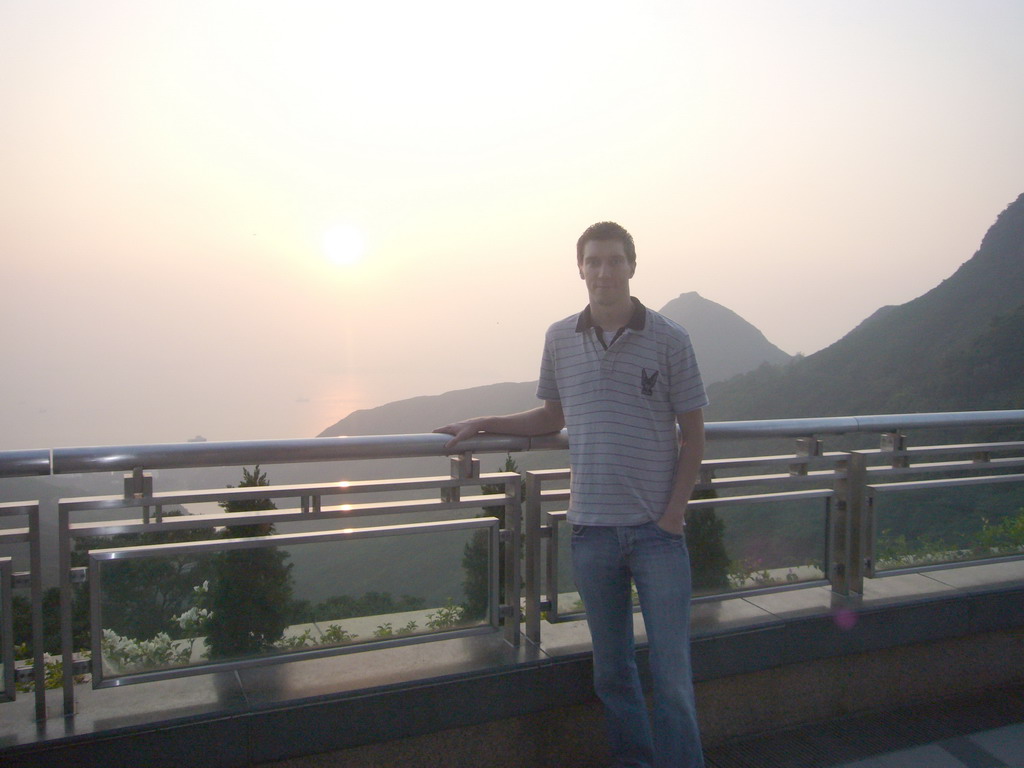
xmin=706 ymin=192 xmax=1024 ymax=420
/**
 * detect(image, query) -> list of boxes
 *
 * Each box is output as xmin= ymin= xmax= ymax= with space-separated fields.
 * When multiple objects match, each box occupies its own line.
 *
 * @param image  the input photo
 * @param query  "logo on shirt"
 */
xmin=640 ymin=368 xmax=659 ymax=396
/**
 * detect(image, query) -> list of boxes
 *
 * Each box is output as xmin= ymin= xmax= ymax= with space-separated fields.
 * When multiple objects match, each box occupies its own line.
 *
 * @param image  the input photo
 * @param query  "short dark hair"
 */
xmin=576 ymin=222 xmax=636 ymax=266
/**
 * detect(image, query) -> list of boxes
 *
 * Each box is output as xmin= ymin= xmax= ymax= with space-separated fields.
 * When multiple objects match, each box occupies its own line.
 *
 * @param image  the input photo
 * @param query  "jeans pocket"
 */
xmin=649 ymin=520 xmax=684 ymax=542
xmin=571 ymin=524 xmax=587 ymax=538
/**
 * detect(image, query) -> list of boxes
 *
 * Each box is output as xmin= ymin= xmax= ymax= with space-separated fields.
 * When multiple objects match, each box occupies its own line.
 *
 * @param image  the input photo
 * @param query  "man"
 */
xmin=435 ymin=222 xmax=707 ymax=768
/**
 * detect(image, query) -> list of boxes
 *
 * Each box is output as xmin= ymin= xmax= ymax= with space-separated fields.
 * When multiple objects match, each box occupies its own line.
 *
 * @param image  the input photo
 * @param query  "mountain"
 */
xmin=319 ymin=293 xmax=791 ymax=438
xmin=705 ymin=192 xmax=1024 ymax=420
xmin=659 ymin=292 xmax=791 ymax=382
xmin=319 ymin=381 xmax=541 ymax=438
xmin=321 ymin=192 xmax=1024 ymax=439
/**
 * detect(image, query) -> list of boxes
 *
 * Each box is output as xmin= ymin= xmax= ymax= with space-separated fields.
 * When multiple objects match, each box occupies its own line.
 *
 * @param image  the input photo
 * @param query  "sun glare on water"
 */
xmin=323 ymin=223 xmax=367 ymax=268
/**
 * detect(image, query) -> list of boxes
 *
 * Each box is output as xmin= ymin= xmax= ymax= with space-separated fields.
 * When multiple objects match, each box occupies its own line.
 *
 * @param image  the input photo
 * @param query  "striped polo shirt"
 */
xmin=536 ymin=298 xmax=708 ymax=526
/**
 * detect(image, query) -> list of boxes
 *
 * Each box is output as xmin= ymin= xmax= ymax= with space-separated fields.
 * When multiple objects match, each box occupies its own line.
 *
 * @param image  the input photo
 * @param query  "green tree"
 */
xmin=686 ymin=489 xmax=730 ymax=593
xmin=74 ymin=516 xmax=215 ymax=641
xmin=461 ymin=528 xmax=491 ymax=621
xmin=205 ymin=466 xmax=294 ymax=659
xmin=12 ymin=585 xmax=88 ymax=657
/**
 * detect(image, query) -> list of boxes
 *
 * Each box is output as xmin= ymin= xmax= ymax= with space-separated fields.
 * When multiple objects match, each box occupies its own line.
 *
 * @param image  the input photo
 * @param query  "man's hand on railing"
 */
xmin=433 ymin=419 xmax=488 ymax=451
xmin=434 ymin=402 xmax=566 ymax=452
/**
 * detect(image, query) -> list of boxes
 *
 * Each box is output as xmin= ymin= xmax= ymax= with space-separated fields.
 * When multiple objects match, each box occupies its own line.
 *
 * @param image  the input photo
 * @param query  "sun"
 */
xmin=322 ymin=223 xmax=367 ymax=267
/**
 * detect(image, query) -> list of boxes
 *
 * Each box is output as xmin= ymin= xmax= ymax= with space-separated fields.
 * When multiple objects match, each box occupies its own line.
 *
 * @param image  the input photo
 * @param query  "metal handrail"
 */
xmin=705 ymin=410 xmax=1024 ymax=438
xmin=1 ymin=410 xmax=1020 ymax=478
xmin=0 ymin=450 xmax=50 ymax=478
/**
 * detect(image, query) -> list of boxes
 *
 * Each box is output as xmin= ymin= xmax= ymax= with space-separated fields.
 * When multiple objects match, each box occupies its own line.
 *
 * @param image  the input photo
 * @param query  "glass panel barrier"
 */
xmin=547 ymin=494 xmax=830 ymax=621
xmin=548 ymin=512 xmax=582 ymax=619
xmin=90 ymin=518 xmax=498 ymax=687
xmin=0 ymin=503 xmax=39 ymax=710
xmin=870 ymin=476 xmax=1024 ymax=573
xmin=710 ymin=495 xmax=828 ymax=594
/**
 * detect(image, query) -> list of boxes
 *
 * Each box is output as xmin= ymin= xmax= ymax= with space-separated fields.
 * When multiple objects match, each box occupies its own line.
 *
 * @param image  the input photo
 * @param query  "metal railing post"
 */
xmin=503 ymin=477 xmax=522 ymax=647
xmin=881 ymin=432 xmax=908 ymax=468
xmin=450 ymin=454 xmax=479 ymax=480
xmin=1 ymin=560 xmax=12 ymax=703
xmin=59 ymin=503 xmax=75 ymax=715
xmin=28 ymin=505 xmax=46 ymax=720
xmin=445 ymin=454 xmax=479 ymax=502
xmin=831 ymin=452 xmax=867 ymax=595
xmin=791 ymin=437 xmax=822 ymax=475
xmin=524 ymin=473 xmax=543 ymax=645
xmin=124 ymin=469 xmax=153 ymax=522
xmin=848 ymin=452 xmax=867 ymax=594
xmin=863 ymin=489 xmax=877 ymax=578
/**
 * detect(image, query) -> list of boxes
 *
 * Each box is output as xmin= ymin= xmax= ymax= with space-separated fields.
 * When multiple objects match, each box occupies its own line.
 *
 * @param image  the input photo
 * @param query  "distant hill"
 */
xmin=319 ymin=294 xmax=791 ymax=437
xmin=706 ymin=192 xmax=1024 ymax=420
xmin=659 ymin=291 xmax=791 ymax=382
xmin=319 ymin=381 xmax=540 ymax=438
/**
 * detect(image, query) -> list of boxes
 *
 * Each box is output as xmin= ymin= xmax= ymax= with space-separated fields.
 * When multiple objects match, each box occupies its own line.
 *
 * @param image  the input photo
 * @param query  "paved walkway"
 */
xmin=835 ymin=723 xmax=1024 ymax=768
xmin=704 ymin=683 xmax=1024 ymax=768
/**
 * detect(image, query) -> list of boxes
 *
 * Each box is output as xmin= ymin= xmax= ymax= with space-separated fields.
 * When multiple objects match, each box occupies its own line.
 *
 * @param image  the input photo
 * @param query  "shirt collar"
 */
xmin=575 ymin=297 xmax=647 ymax=334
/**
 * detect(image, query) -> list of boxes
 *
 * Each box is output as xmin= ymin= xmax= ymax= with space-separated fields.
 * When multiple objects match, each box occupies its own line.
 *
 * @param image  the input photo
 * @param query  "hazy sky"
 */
xmin=3 ymin=0 xmax=1023 ymax=450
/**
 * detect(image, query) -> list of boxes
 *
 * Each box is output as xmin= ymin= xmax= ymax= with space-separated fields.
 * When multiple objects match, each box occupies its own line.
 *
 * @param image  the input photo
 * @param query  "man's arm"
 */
xmin=433 ymin=399 xmax=565 ymax=451
xmin=656 ymin=407 xmax=706 ymax=535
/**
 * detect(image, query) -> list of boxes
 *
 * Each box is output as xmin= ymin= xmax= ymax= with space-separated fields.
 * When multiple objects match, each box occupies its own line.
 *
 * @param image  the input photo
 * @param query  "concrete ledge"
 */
xmin=697 ymin=626 xmax=1024 ymax=745
xmin=2 ymin=564 xmax=1023 ymax=768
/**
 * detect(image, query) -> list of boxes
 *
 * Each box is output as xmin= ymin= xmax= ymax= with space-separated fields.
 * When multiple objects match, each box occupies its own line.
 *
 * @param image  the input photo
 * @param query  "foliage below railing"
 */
xmin=979 ymin=509 xmax=1024 ymax=551
xmin=876 ymin=508 xmax=1024 ymax=570
xmin=102 ymin=629 xmax=193 ymax=674
xmin=14 ymin=647 xmax=90 ymax=692
xmin=97 ymin=578 xmax=472 ymax=677
xmin=725 ymin=560 xmax=824 ymax=589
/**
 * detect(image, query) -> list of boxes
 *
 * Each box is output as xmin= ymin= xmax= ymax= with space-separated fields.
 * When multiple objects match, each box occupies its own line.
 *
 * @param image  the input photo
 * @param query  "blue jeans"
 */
xmin=571 ymin=521 xmax=704 ymax=768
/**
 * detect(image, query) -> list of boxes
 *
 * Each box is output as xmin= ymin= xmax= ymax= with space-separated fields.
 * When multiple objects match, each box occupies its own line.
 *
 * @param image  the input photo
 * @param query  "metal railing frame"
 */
xmin=0 ymin=501 xmax=44 ymax=719
xmin=86 ymin=518 xmax=503 ymax=686
xmin=1 ymin=558 xmax=14 ymax=702
xmin=0 ymin=409 xmax=1021 ymax=720
xmin=57 ymin=470 xmax=521 ymax=715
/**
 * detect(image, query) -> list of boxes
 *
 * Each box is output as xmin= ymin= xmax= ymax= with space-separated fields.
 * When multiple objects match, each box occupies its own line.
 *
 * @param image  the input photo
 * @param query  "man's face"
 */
xmin=579 ymin=239 xmax=635 ymax=306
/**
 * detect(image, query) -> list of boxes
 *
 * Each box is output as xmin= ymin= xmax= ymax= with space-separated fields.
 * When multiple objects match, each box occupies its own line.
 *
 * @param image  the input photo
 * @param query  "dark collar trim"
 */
xmin=575 ymin=297 xmax=647 ymax=334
